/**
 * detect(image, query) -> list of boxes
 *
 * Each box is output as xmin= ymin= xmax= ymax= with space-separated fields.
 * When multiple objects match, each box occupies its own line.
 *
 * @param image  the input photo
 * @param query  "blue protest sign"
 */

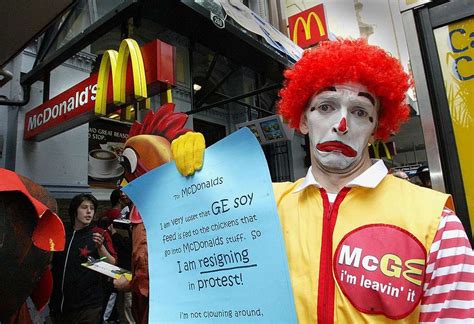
xmin=123 ymin=127 xmax=296 ymax=323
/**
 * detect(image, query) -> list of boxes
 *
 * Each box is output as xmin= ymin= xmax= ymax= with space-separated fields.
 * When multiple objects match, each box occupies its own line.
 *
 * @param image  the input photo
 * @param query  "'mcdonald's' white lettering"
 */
xmin=27 ymin=84 xmax=97 ymax=131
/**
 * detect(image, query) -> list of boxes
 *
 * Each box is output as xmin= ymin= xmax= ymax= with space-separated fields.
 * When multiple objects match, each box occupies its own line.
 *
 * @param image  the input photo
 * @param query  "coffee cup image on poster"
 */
xmin=88 ymin=149 xmax=124 ymax=180
xmin=88 ymin=119 xmax=130 ymax=182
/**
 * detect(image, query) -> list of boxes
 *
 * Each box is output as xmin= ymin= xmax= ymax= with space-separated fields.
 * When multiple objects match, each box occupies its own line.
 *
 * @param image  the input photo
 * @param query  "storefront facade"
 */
xmin=1 ymin=0 xmax=472 ymax=240
xmin=0 ymin=0 xmax=305 ymax=220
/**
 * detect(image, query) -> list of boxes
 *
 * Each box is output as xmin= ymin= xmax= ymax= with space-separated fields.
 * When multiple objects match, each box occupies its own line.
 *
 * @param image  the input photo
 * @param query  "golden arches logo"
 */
xmin=292 ymin=12 xmax=326 ymax=44
xmin=95 ymin=38 xmax=148 ymax=118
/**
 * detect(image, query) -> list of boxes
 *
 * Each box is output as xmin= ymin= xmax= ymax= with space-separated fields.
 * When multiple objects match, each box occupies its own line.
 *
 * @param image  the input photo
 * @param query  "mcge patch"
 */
xmin=334 ymin=224 xmax=427 ymax=319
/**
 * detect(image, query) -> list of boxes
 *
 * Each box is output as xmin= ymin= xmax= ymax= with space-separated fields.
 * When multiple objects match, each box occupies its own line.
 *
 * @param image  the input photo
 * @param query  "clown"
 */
xmin=175 ymin=39 xmax=473 ymax=323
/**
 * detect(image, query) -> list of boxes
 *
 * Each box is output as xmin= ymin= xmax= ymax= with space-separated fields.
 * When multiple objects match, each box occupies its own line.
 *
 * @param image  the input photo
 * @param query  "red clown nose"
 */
xmin=338 ymin=117 xmax=348 ymax=133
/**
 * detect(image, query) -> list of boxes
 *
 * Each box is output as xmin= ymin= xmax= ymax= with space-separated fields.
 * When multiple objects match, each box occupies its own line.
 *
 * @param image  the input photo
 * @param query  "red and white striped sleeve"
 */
xmin=419 ymin=207 xmax=474 ymax=323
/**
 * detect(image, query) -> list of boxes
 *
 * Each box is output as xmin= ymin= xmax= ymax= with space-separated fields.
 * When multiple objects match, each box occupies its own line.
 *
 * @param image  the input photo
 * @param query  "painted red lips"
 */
xmin=316 ymin=141 xmax=357 ymax=157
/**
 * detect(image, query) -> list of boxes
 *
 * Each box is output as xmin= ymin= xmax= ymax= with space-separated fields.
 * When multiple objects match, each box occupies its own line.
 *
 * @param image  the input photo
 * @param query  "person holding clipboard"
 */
xmin=50 ymin=194 xmax=116 ymax=323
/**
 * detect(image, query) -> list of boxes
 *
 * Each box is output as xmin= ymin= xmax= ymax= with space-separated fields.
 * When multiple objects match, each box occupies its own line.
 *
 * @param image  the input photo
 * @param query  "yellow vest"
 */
xmin=274 ymin=175 xmax=450 ymax=323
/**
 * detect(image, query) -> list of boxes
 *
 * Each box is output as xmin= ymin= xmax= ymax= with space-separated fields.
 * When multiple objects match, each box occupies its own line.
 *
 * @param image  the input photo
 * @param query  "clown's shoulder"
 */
xmin=382 ymin=174 xmax=451 ymax=212
xmin=272 ymin=179 xmax=305 ymax=204
xmin=272 ymin=174 xmax=451 ymax=221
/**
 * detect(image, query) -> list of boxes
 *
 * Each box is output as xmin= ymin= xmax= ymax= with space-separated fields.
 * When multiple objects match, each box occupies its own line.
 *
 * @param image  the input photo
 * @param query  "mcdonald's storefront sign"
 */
xmin=288 ymin=4 xmax=328 ymax=49
xmin=24 ymin=39 xmax=175 ymax=141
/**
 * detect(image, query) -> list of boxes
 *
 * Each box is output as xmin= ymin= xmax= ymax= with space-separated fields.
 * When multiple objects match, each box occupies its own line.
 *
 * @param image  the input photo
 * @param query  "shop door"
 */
xmin=415 ymin=0 xmax=473 ymax=240
xmin=193 ymin=118 xmax=227 ymax=147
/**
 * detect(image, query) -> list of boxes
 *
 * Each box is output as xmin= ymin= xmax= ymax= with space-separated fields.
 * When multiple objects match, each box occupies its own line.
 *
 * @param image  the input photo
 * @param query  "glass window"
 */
xmin=434 ymin=17 xmax=474 ymax=224
xmin=42 ymin=0 xmax=127 ymax=61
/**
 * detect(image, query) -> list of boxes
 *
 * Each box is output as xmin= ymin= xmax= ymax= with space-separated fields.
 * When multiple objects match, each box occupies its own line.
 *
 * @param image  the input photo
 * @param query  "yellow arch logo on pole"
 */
xmin=95 ymin=38 xmax=148 ymax=117
xmin=292 ymin=12 xmax=326 ymax=44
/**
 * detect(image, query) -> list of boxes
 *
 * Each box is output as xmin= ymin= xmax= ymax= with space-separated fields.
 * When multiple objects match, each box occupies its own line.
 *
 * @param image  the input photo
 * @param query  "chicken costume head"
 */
xmin=120 ymin=103 xmax=206 ymax=223
xmin=0 ymin=169 xmax=65 ymax=322
xmin=121 ymin=103 xmax=190 ymax=183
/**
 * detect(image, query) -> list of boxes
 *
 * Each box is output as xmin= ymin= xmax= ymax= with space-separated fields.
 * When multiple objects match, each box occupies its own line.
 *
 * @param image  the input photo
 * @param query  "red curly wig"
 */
xmin=278 ymin=38 xmax=412 ymax=141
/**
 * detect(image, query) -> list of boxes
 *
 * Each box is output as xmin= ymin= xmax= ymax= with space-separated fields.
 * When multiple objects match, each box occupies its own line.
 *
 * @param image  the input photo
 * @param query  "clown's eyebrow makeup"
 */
xmin=357 ymin=92 xmax=376 ymax=106
xmin=317 ymin=86 xmax=337 ymax=94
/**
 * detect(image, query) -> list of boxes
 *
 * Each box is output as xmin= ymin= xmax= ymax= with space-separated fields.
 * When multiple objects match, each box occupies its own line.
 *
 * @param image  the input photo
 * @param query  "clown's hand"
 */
xmin=171 ymin=132 xmax=205 ymax=176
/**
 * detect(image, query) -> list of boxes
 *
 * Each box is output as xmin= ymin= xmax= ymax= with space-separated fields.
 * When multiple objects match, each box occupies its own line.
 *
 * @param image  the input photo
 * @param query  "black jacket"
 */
xmin=111 ymin=230 xmax=132 ymax=270
xmin=50 ymin=224 xmax=106 ymax=313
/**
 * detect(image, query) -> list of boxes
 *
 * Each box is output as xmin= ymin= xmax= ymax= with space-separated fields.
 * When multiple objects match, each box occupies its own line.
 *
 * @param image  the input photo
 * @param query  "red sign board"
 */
xmin=288 ymin=4 xmax=328 ymax=49
xmin=24 ymin=40 xmax=176 ymax=141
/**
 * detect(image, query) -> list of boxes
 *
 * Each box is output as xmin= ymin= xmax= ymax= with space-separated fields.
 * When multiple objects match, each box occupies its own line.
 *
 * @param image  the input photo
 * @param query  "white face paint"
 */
xmin=300 ymin=83 xmax=378 ymax=172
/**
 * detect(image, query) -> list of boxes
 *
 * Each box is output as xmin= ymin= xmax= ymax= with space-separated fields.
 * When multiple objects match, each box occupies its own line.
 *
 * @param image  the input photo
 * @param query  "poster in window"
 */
xmin=88 ymin=118 xmax=131 ymax=188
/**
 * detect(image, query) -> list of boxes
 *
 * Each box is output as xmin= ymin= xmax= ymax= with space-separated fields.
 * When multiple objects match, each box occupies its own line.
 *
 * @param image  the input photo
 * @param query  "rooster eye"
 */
xmin=122 ymin=148 xmax=138 ymax=173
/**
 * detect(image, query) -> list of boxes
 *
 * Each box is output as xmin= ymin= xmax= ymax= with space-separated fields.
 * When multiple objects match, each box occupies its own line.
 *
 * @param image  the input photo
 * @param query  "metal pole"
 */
xmin=195 ymin=68 xmax=237 ymax=108
xmin=187 ymin=83 xmax=280 ymax=115
xmin=214 ymin=91 xmax=274 ymax=116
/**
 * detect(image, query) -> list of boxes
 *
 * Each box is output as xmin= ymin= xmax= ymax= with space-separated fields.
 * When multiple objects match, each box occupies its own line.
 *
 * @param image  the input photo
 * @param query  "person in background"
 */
xmin=110 ymin=221 xmax=134 ymax=323
xmin=108 ymin=189 xmax=125 ymax=218
xmin=101 ymin=189 xmax=129 ymax=323
xmin=390 ymin=169 xmax=409 ymax=180
xmin=413 ymin=165 xmax=432 ymax=188
xmin=173 ymin=38 xmax=473 ymax=322
xmin=109 ymin=190 xmax=134 ymax=323
xmin=113 ymin=208 xmax=148 ymax=324
xmin=119 ymin=190 xmax=133 ymax=219
xmin=50 ymin=193 xmax=116 ymax=324
xmin=98 ymin=216 xmax=119 ymax=324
